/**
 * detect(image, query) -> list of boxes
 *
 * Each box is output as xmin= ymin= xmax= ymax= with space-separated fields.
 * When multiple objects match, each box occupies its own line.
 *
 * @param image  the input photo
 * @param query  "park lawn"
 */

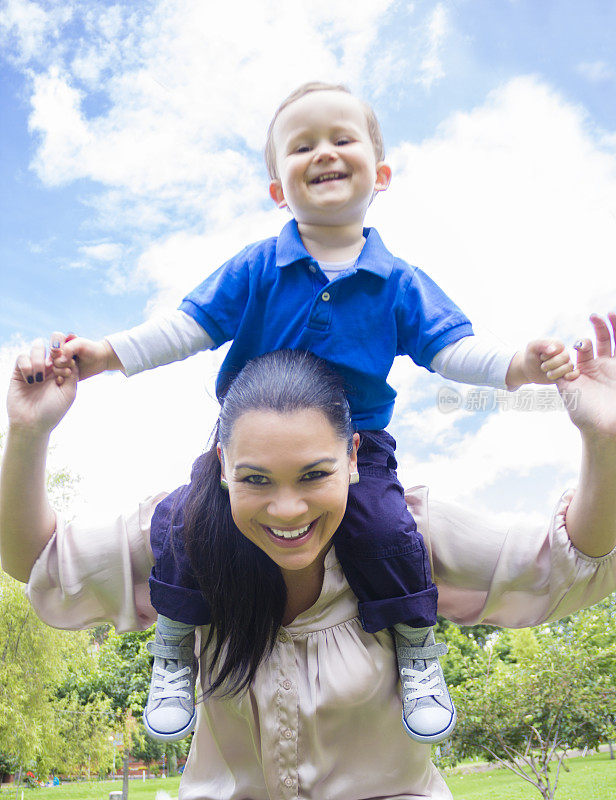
xmin=446 ymin=751 xmax=615 ymax=799
xmin=0 ymin=776 xmax=181 ymax=800
xmin=2 ymin=753 xmax=614 ymax=800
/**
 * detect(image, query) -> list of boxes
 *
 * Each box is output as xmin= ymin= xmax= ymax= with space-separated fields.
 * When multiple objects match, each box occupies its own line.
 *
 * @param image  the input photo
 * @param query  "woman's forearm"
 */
xmin=0 ymin=425 xmax=57 ymax=582
xmin=565 ymin=433 xmax=616 ymax=557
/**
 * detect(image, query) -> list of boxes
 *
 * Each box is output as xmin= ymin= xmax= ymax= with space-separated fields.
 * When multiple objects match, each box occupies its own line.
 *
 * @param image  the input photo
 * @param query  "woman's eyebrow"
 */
xmin=234 ymin=457 xmax=338 ymax=472
xmin=301 ymin=458 xmax=338 ymax=470
xmin=235 ymin=463 xmax=271 ymax=473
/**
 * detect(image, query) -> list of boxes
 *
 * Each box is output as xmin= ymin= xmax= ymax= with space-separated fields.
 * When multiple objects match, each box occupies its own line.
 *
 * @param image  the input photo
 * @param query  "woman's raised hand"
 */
xmin=8 ymin=336 xmax=79 ymax=436
xmin=558 ymin=313 xmax=616 ymax=439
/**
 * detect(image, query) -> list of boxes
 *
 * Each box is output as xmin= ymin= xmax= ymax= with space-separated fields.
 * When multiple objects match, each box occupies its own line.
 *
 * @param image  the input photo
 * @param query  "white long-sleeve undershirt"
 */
xmin=106 ymin=310 xmax=215 ymax=377
xmin=106 ymin=308 xmax=515 ymax=389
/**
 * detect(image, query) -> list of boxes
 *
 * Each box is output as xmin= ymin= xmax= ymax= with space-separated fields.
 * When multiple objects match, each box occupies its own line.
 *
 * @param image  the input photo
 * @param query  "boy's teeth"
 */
xmin=314 ymin=172 xmax=343 ymax=183
xmin=269 ymin=523 xmax=311 ymax=539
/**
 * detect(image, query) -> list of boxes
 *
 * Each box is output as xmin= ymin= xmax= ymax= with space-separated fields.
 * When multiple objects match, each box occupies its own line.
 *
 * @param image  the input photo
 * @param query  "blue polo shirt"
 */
xmin=180 ymin=220 xmax=473 ymax=430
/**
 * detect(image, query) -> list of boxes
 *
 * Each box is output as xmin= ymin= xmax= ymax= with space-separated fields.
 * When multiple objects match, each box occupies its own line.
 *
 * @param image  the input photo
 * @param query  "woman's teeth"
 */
xmin=269 ymin=522 xmax=312 ymax=540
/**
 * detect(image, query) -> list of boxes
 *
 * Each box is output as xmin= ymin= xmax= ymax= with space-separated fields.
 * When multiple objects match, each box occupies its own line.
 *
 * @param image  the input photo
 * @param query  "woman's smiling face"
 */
xmin=218 ymin=407 xmax=359 ymax=578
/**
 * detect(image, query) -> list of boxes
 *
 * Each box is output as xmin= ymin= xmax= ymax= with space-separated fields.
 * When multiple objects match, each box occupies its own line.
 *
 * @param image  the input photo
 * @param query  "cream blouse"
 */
xmin=26 ymin=487 xmax=616 ymax=800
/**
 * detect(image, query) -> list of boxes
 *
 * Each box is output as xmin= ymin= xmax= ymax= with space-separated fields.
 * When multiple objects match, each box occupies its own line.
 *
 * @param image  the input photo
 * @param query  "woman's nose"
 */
xmin=267 ymin=489 xmax=309 ymax=521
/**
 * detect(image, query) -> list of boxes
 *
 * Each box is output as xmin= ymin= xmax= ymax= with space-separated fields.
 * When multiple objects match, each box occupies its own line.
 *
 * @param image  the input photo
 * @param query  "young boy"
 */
xmin=49 ymin=82 xmax=576 ymax=744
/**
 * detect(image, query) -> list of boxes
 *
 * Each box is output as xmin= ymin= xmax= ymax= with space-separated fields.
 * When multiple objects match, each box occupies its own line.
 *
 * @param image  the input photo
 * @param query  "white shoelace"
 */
xmin=151 ymin=664 xmax=191 ymax=700
xmin=400 ymin=663 xmax=443 ymax=702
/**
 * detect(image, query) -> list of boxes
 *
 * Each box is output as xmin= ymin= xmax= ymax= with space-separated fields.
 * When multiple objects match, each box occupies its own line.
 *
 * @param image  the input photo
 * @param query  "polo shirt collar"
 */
xmin=275 ymin=219 xmax=394 ymax=279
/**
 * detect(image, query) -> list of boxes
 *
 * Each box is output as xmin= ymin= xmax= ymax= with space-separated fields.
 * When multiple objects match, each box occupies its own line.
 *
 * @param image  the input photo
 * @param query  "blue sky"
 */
xmin=1 ymin=0 xmax=615 ymax=519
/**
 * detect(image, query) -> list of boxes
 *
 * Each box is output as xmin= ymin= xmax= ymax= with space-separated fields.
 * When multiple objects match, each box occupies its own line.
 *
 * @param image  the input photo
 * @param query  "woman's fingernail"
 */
xmin=574 ymin=340 xmax=584 ymax=350
xmin=51 ymin=341 xmax=60 ymax=349
xmin=27 ymin=375 xmax=34 ymax=384
xmin=35 ymin=372 xmax=43 ymax=382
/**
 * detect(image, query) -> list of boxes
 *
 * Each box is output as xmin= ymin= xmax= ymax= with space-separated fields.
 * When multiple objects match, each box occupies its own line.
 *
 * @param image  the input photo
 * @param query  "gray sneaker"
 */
xmin=143 ymin=628 xmax=197 ymax=741
xmin=394 ymin=628 xmax=457 ymax=743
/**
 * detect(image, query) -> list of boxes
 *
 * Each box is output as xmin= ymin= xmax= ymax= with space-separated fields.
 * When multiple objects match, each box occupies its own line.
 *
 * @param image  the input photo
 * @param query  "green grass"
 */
xmin=447 ymin=751 xmax=616 ymax=800
xmin=0 ymin=776 xmax=181 ymax=800
xmin=2 ymin=753 xmax=613 ymax=800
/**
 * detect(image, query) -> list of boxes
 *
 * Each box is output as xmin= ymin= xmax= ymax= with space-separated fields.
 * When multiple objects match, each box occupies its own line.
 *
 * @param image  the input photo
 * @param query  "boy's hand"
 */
xmin=506 ymin=339 xmax=579 ymax=390
xmin=49 ymin=333 xmax=122 ymax=385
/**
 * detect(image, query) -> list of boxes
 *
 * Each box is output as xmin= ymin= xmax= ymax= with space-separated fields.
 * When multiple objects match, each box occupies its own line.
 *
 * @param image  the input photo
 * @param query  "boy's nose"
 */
xmin=313 ymin=143 xmax=337 ymax=162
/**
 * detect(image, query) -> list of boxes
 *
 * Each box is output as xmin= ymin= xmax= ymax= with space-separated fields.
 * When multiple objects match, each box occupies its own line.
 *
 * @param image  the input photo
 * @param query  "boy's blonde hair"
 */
xmin=264 ymin=81 xmax=385 ymax=180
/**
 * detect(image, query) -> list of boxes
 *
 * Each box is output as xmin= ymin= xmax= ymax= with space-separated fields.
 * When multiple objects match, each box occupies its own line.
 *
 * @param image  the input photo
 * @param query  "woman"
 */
xmin=2 ymin=317 xmax=616 ymax=800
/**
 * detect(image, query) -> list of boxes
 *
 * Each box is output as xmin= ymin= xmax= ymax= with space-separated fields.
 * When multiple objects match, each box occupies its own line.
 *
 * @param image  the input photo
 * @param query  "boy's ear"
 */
xmin=374 ymin=162 xmax=392 ymax=194
xmin=269 ymin=180 xmax=287 ymax=209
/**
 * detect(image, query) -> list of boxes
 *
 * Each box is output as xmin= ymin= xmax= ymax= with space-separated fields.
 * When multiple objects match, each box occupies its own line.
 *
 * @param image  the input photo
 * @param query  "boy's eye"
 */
xmin=243 ymin=475 xmax=270 ymax=485
xmin=294 ymin=144 xmax=311 ymax=153
xmin=335 ymin=138 xmax=352 ymax=146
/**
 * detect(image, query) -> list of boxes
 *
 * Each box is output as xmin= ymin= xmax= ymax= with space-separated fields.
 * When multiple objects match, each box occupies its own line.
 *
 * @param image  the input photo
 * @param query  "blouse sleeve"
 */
xmin=25 ymin=495 xmax=165 ymax=632
xmin=408 ymin=486 xmax=616 ymax=627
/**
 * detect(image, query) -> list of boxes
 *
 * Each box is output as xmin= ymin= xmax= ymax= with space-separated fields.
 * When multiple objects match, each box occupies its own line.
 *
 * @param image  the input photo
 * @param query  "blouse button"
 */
xmin=278 ymin=631 xmax=288 ymax=643
xmin=309 ymin=264 xmax=317 ymax=273
xmin=282 ymin=679 xmax=292 ymax=690
xmin=321 ymin=291 xmax=331 ymax=302
xmin=283 ymin=728 xmax=294 ymax=739
xmin=284 ymin=777 xmax=294 ymax=788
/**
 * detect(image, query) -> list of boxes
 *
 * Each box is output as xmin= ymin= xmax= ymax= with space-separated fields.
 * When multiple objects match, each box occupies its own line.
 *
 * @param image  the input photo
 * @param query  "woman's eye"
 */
xmin=301 ymin=471 xmax=328 ymax=482
xmin=244 ymin=475 xmax=269 ymax=485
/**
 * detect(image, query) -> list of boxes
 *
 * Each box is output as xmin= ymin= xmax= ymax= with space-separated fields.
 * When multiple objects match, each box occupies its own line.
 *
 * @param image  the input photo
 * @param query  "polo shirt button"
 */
xmin=278 ymin=631 xmax=288 ymax=643
xmin=321 ymin=291 xmax=331 ymax=302
xmin=282 ymin=680 xmax=292 ymax=690
xmin=309 ymin=264 xmax=316 ymax=273
xmin=283 ymin=728 xmax=293 ymax=739
xmin=284 ymin=777 xmax=293 ymax=787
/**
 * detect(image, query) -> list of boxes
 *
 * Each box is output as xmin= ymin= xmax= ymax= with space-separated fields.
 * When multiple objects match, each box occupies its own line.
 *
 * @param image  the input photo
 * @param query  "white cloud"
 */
xmin=369 ymin=76 xmax=616 ymax=346
xmin=79 ymin=242 xmax=123 ymax=262
xmin=23 ymin=1 xmax=395 ymax=194
xmin=0 ymin=0 xmax=72 ymax=65
xmin=417 ymin=2 xmax=448 ymax=89
xmin=576 ymin=61 xmax=614 ymax=83
xmin=395 ymin=395 xmax=579 ymax=499
xmin=10 ymin=0 xmax=448 ymax=240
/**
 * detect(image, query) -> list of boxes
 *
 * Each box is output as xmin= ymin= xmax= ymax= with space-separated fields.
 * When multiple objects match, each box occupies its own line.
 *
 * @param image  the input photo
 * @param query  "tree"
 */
xmin=0 ymin=434 xmax=188 ymax=779
xmin=0 ymin=571 xmax=115 ymax=779
xmin=451 ymin=600 xmax=616 ymax=800
xmin=59 ymin=626 xmax=191 ymax=764
xmin=0 ymin=435 xmax=113 ymax=780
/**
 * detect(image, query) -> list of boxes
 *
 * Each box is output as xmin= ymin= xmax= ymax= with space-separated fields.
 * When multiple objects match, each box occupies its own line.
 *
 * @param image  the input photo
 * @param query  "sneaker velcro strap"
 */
xmin=147 ymin=641 xmax=194 ymax=661
xmin=398 ymin=642 xmax=448 ymax=660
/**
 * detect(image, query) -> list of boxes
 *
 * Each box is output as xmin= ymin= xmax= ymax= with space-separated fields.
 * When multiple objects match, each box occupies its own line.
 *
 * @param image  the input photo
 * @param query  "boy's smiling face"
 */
xmin=269 ymin=90 xmax=391 ymax=228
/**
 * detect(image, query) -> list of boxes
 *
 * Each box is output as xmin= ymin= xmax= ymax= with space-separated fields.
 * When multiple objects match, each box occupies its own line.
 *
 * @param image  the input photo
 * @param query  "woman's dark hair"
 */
xmin=181 ymin=349 xmax=353 ymax=697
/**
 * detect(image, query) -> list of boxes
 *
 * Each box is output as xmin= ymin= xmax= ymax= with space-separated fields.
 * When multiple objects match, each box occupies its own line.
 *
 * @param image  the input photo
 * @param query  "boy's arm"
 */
xmin=105 ymin=310 xmax=214 ymax=376
xmin=430 ymin=336 xmax=578 ymax=390
xmin=430 ymin=335 xmax=514 ymax=388
xmin=51 ymin=310 xmax=214 ymax=382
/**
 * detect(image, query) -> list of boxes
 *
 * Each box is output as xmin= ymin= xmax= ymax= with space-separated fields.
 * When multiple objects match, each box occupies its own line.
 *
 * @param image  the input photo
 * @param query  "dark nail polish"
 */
xmin=27 ymin=375 xmax=34 ymax=384
xmin=35 ymin=372 xmax=43 ymax=383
